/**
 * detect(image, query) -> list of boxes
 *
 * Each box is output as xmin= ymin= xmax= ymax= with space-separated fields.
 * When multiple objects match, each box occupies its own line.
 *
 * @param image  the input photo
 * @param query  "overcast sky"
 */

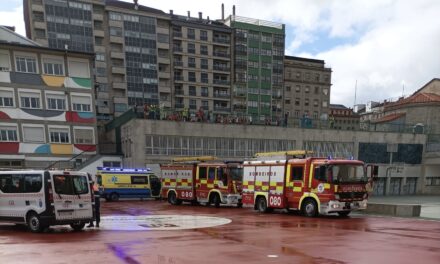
xmin=1 ymin=0 xmax=439 ymax=107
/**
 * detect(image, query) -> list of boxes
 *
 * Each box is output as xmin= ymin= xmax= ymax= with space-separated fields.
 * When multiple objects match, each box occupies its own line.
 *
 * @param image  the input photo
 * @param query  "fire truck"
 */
xmin=242 ymin=151 xmax=377 ymax=217
xmin=160 ymin=156 xmax=243 ymax=207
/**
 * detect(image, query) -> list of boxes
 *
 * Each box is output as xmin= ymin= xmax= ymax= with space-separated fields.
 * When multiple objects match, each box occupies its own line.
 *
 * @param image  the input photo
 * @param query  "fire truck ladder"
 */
xmin=172 ymin=156 xmax=218 ymax=163
xmin=254 ymin=150 xmax=313 ymax=160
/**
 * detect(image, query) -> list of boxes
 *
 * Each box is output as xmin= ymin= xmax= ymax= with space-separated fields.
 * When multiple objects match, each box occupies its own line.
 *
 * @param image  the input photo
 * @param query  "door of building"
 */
xmin=406 ymin=177 xmax=417 ymax=195
xmin=389 ymin=178 xmax=402 ymax=195
xmin=373 ymin=177 xmax=386 ymax=196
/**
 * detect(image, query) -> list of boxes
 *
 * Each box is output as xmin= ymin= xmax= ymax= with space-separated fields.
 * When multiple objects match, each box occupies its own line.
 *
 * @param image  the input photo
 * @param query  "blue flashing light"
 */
xmin=327 ymin=155 xmax=333 ymax=160
xmin=97 ymin=167 xmax=151 ymax=172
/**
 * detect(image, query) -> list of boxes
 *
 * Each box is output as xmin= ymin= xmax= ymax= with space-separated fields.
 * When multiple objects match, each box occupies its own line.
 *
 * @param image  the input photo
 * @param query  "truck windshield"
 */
xmin=229 ymin=168 xmax=243 ymax=181
xmin=330 ymin=165 xmax=367 ymax=183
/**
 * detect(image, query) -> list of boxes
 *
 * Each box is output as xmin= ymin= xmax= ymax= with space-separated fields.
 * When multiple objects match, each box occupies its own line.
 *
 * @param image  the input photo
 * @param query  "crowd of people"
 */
xmin=133 ymin=103 xmax=324 ymax=128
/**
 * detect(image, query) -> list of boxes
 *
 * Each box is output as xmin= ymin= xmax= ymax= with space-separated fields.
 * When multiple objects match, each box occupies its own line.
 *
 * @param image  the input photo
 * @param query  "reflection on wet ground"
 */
xmin=1 ymin=200 xmax=440 ymax=264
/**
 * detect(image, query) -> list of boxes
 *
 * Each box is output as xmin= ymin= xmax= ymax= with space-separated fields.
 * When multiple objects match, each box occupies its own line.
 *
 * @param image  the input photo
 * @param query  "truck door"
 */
xmin=72 ymin=174 xmax=93 ymax=219
xmin=52 ymin=173 xmax=77 ymax=220
xmin=196 ymin=166 xmax=210 ymax=201
xmin=149 ymin=174 xmax=161 ymax=197
xmin=287 ymin=164 xmax=305 ymax=209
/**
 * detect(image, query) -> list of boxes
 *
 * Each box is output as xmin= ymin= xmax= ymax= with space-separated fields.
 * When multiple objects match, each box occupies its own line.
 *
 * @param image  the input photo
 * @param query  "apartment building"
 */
xmin=171 ymin=12 xmax=232 ymax=114
xmin=0 ymin=26 xmax=97 ymax=169
xmin=24 ymin=0 xmax=171 ymax=121
xmin=284 ymin=56 xmax=332 ymax=120
xmin=329 ymin=104 xmax=360 ymax=130
xmin=224 ymin=15 xmax=285 ymax=121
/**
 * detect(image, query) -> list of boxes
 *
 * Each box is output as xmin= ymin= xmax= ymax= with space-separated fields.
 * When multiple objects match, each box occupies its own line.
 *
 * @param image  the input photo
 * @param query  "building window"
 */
xmin=322 ymin=101 xmax=328 ymax=107
xmin=95 ymin=37 xmax=103 ymax=46
xmin=95 ymin=53 xmax=105 ymax=61
xmin=295 ymin=98 xmax=300 ymax=106
xmin=71 ymin=95 xmax=92 ymax=112
xmin=103 ymin=161 xmax=121 ymax=167
xmin=46 ymin=93 xmax=66 ymax=111
xmin=96 ymin=67 xmax=106 ymax=77
xmin=49 ymin=127 xmax=70 ymax=143
xmin=426 ymin=177 xmax=440 ymax=186
xmin=296 ymin=85 xmax=300 ymax=92
xmin=188 ymin=72 xmax=196 ymax=82
xmin=15 ymin=56 xmax=37 ymax=73
xmin=74 ymin=128 xmax=94 ymax=144
xmin=200 ymin=58 xmax=208 ymax=69
xmin=109 ymin=12 xmax=122 ymax=21
xmin=114 ymin=103 xmax=127 ymax=112
xmin=0 ymin=125 xmax=18 ymax=142
xmin=294 ymin=110 xmax=300 ymax=118
xmin=286 ymin=86 xmax=291 ymax=92
xmin=200 ymin=30 xmax=208 ymax=41
xmin=285 ymin=99 xmax=290 ymax=104
xmin=187 ymin=28 xmax=195 ymax=39
xmin=305 ymin=86 xmax=310 ymax=93
xmin=157 ymin=33 xmax=169 ymax=43
xmin=0 ymin=89 xmax=14 ymax=107
xmin=188 ymin=57 xmax=196 ymax=68
xmin=201 ymin=72 xmax=208 ymax=83
xmin=188 ymin=43 xmax=195 ymax=54
xmin=42 ymin=58 xmax=64 ymax=76
xmin=0 ymin=51 xmax=11 ymax=71
xmin=313 ymin=111 xmax=318 ymax=119
xmin=200 ymin=45 xmax=208 ymax=55
xmin=189 ymin=99 xmax=197 ymax=110
xmin=201 ymin=87 xmax=208 ymax=97
xmin=202 ymin=100 xmax=208 ymax=110
xmin=110 ymin=27 xmax=122 ymax=37
xmin=314 ymin=86 xmax=319 ymax=94
xmin=19 ymin=91 xmax=41 ymax=109
xmin=68 ymin=59 xmax=90 ymax=78
xmin=305 ymin=99 xmax=309 ymax=106
xmin=22 ymin=125 xmax=45 ymax=143
xmin=189 ymin=86 xmax=196 ymax=96
xmin=323 ymin=88 xmax=328 ymax=95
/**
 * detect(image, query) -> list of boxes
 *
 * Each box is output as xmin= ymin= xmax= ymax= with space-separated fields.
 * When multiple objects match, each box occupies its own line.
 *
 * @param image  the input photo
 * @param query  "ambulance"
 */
xmin=0 ymin=170 xmax=94 ymax=232
xmin=242 ymin=151 xmax=377 ymax=217
xmin=96 ymin=167 xmax=161 ymax=201
xmin=161 ymin=156 xmax=243 ymax=207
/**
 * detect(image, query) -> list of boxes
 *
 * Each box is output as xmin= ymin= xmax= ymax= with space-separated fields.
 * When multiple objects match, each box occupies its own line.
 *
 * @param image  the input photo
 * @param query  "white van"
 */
xmin=0 ymin=170 xmax=94 ymax=232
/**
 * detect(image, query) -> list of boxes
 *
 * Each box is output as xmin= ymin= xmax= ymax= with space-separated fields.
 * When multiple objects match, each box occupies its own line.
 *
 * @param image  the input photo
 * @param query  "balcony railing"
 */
xmin=213 ymin=37 xmax=230 ymax=44
xmin=173 ymin=46 xmax=183 ymax=52
xmin=214 ymin=106 xmax=231 ymax=112
xmin=213 ymin=51 xmax=229 ymax=58
xmin=173 ymin=32 xmax=182 ymax=38
xmin=213 ymin=79 xmax=230 ymax=85
xmin=174 ymin=61 xmax=183 ymax=66
xmin=174 ymin=76 xmax=184 ymax=81
xmin=175 ymin=103 xmax=184 ymax=108
xmin=214 ymin=92 xmax=230 ymax=98
xmin=213 ymin=65 xmax=230 ymax=72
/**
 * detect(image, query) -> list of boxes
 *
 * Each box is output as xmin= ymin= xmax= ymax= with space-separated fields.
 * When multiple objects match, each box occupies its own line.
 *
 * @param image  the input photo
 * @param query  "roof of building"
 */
xmin=105 ymin=0 xmax=166 ymax=15
xmin=329 ymin=104 xmax=349 ymax=109
xmin=171 ymin=15 xmax=231 ymax=31
xmin=0 ymin=25 xmax=40 ymax=46
xmin=412 ymin=78 xmax=440 ymax=95
xmin=371 ymin=113 xmax=406 ymax=124
xmin=385 ymin=92 xmax=440 ymax=110
xmin=285 ymin=55 xmax=324 ymax=64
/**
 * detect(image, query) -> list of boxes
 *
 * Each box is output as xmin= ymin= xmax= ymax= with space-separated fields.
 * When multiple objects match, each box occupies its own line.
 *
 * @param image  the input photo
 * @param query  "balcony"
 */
xmin=213 ymin=79 xmax=230 ymax=86
xmin=200 ymin=36 xmax=208 ymax=41
xmin=175 ymin=103 xmax=184 ymax=108
xmin=233 ymin=104 xmax=247 ymax=110
xmin=213 ymin=65 xmax=230 ymax=72
xmin=213 ymin=51 xmax=230 ymax=58
xmin=233 ymin=88 xmax=247 ymax=97
xmin=113 ymin=82 xmax=127 ymax=90
xmin=175 ymin=90 xmax=184 ymax=95
xmin=201 ymin=78 xmax=209 ymax=84
xmin=112 ymin=66 xmax=126 ymax=75
xmin=272 ymin=93 xmax=282 ymax=99
xmin=174 ymin=61 xmax=183 ymax=67
xmin=201 ymin=92 xmax=209 ymax=97
xmin=214 ymin=106 xmax=230 ymax=112
xmin=173 ymin=32 xmax=182 ymax=38
xmin=213 ymin=37 xmax=230 ymax=44
xmin=201 ymin=64 xmax=209 ymax=70
xmin=187 ymin=34 xmax=195 ymax=39
xmin=214 ymin=92 xmax=230 ymax=99
xmin=189 ymin=104 xmax=197 ymax=110
xmin=173 ymin=46 xmax=183 ymax=52
xmin=174 ymin=76 xmax=184 ymax=82
xmin=188 ymin=63 xmax=196 ymax=68
xmin=110 ymin=51 xmax=124 ymax=59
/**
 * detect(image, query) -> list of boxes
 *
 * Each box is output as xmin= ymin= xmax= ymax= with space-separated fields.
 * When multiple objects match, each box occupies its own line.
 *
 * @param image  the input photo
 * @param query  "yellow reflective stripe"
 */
xmin=269 ymin=182 xmax=277 ymax=187
xmin=255 ymin=181 xmax=262 ymax=186
xmin=276 ymin=186 xmax=283 ymax=192
xmin=207 ymin=184 xmax=214 ymax=188
xmin=334 ymin=185 xmax=338 ymax=192
xmin=286 ymin=165 xmax=291 ymax=183
xmin=243 ymin=180 xmax=249 ymax=185
xmin=293 ymin=186 xmax=302 ymax=192
xmin=308 ymin=164 xmax=314 ymax=188
xmin=324 ymin=183 xmax=331 ymax=189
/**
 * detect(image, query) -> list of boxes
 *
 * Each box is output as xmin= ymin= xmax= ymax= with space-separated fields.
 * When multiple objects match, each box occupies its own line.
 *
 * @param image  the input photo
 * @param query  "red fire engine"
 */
xmin=160 ymin=156 xmax=243 ymax=207
xmin=242 ymin=151 xmax=377 ymax=217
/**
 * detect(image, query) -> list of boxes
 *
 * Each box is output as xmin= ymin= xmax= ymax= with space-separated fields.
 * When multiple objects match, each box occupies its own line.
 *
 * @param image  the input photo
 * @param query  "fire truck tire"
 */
xmin=70 ymin=222 xmax=86 ymax=231
xmin=210 ymin=193 xmax=221 ymax=208
xmin=337 ymin=211 xmax=351 ymax=217
xmin=256 ymin=196 xmax=269 ymax=213
xmin=302 ymin=199 xmax=318 ymax=217
xmin=110 ymin=192 xmax=119 ymax=201
xmin=168 ymin=191 xmax=182 ymax=205
xmin=27 ymin=212 xmax=45 ymax=233
xmin=237 ymin=202 xmax=243 ymax=208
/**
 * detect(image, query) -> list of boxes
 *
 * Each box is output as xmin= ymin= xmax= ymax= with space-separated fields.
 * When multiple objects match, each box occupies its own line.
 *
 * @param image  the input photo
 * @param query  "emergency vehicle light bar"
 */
xmin=254 ymin=150 xmax=313 ymax=158
xmin=97 ymin=167 xmax=151 ymax=172
xmin=172 ymin=156 xmax=217 ymax=162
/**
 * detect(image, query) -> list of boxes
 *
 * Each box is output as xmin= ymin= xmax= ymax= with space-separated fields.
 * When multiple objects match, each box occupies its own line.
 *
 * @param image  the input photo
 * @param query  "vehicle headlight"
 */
xmin=331 ymin=203 xmax=340 ymax=209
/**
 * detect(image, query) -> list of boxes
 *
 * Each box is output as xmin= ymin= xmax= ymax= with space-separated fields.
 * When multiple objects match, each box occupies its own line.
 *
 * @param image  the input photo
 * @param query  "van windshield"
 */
xmin=53 ymin=175 xmax=89 ymax=195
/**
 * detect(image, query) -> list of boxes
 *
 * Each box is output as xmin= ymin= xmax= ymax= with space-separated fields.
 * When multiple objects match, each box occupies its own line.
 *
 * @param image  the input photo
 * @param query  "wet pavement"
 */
xmin=1 ymin=200 xmax=440 ymax=264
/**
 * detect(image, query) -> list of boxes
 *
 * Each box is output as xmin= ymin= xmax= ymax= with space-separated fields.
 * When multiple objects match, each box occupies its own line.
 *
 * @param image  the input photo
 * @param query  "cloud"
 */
xmin=0 ymin=5 xmax=25 ymax=36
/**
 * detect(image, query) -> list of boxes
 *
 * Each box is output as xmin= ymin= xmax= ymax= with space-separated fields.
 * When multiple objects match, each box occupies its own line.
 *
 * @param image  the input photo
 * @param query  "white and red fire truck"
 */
xmin=242 ymin=151 xmax=376 ymax=217
xmin=160 ymin=156 xmax=243 ymax=207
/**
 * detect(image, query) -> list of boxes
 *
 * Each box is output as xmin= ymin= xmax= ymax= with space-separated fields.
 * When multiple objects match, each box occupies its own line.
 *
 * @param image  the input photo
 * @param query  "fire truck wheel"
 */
xmin=70 ymin=222 xmax=86 ymax=231
xmin=236 ymin=202 xmax=243 ymax=208
xmin=337 ymin=211 xmax=351 ymax=217
xmin=168 ymin=192 xmax=182 ymax=205
xmin=110 ymin=193 xmax=119 ymax=201
xmin=302 ymin=199 xmax=318 ymax=217
xmin=257 ymin=197 xmax=269 ymax=213
xmin=27 ymin=212 xmax=44 ymax=233
xmin=211 ymin=193 xmax=221 ymax=208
